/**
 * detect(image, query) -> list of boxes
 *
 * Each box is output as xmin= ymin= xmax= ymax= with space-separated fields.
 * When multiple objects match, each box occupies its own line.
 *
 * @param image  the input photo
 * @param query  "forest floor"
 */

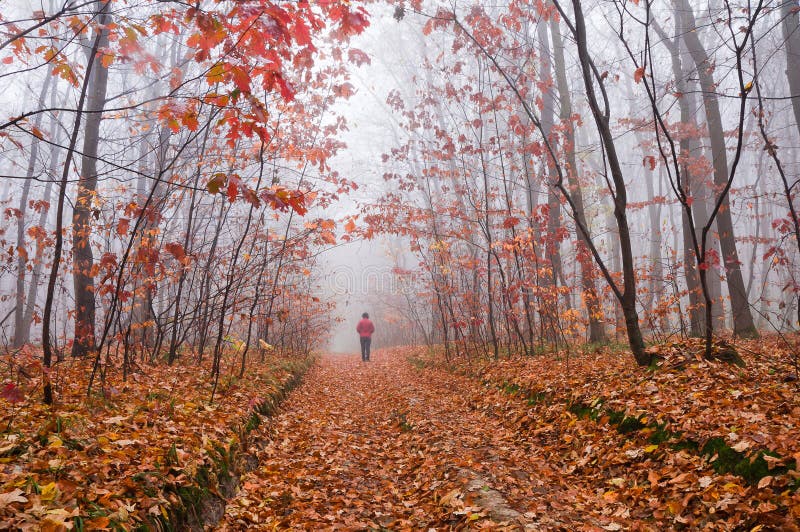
xmin=222 ymin=342 xmax=800 ymax=531
xmin=3 ymin=341 xmax=799 ymax=530
xmin=221 ymin=348 xmax=576 ymax=530
xmin=0 ymin=349 xmax=312 ymax=530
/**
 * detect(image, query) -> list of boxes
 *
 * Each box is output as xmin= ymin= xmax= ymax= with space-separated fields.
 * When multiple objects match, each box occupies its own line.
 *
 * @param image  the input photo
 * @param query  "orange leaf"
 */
xmin=116 ymin=218 xmax=130 ymax=237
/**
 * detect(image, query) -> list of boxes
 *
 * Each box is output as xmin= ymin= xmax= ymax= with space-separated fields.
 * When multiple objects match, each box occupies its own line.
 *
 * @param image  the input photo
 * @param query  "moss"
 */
xmin=209 ymin=442 xmax=235 ymax=482
xmin=176 ymin=484 xmax=207 ymax=525
xmin=164 ymin=443 xmax=179 ymax=467
xmin=670 ymin=439 xmax=699 ymax=452
xmin=526 ymin=391 xmax=550 ymax=405
xmin=245 ymin=412 xmax=261 ymax=433
xmin=607 ymin=409 xmax=625 ymax=426
xmin=567 ymin=401 xmax=594 ymax=418
xmin=700 ymin=437 xmax=792 ymax=485
xmin=566 ymin=400 xmax=605 ymax=422
xmin=146 ymin=391 xmax=167 ymax=401
xmin=617 ymin=416 xmax=646 ymax=434
xmin=647 ymin=423 xmax=678 ymax=445
xmin=408 ymin=356 xmax=428 ymax=369
xmin=705 ymin=343 xmax=746 ymax=367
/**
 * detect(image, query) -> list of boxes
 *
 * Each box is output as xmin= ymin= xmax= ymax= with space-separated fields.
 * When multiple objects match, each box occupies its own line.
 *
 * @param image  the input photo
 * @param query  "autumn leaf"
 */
xmin=116 ymin=218 xmax=130 ymax=237
xmin=1 ymin=382 xmax=24 ymax=403
xmin=348 ymin=48 xmax=371 ymax=66
xmin=207 ymin=173 xmax=226 ymax=194
xmin=163 ymin=242 xmax=187 ymax=263
xmin=100 ymin=51 xmax=115 ymax=68
xmin=0 ymin=489 xmax=27 ymax=509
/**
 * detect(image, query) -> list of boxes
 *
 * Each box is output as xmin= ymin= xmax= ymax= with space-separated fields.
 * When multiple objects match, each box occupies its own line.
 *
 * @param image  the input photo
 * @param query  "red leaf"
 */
xmin=227 ymin=178 xmax=238 ymax=202
xmin=348 ymin=48 xmax=371 ymax=66
xmin=116 ymin=218 xmax=130 ymax=237
xmin=1 ymin=382 xmax=24 ymax=404
xmin=164 ymin=242 xmax=187 ymax=263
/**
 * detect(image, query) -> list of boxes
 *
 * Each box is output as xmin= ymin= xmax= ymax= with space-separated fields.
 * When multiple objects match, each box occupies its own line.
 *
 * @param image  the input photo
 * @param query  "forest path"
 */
xmin=221 ymin=348 xmax=593 ymax=530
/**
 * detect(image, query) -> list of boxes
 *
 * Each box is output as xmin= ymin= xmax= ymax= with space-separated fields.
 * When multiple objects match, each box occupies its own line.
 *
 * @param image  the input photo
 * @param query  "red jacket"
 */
xmin=356 ymin=318 xmax=375 ymax=338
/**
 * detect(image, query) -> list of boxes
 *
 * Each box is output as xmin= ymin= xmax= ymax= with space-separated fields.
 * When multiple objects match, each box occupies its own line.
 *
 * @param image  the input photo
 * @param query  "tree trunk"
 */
xmin=783 ymin=1 xmax=800 ymax=138
xmin=564 ymin=0 xmax=648 ymax=365
xmin=13 ymin=73 xmax=52 ymax=346
xmin=538 ymin=18 xmax=566 ymax=344
xmin=677 ymin=0 xmax=757 ymax=337
xmin=643 ymin=166 xmax=664 ymax=327
xmin=42 ymin=11 xmax=105 ymax=403
xmin=549 ymin=15 xmax=605 ymax=343
xmin=72 ymin=3 xmax=111 ymax=357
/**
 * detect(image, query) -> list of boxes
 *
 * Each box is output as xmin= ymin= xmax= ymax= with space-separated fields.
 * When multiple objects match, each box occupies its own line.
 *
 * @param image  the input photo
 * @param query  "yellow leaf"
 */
xmin=39 ymin=482 xmax=59 ymax=502
xmin=47 ymin=435 xmax=63 ymax=448
xmin=667 ymin=499 xmax=682 ymax=514
xmin=206 ymin=63 xmax=225 ymax=84
xmin=644 ymin=444 xmax=659 ymax=453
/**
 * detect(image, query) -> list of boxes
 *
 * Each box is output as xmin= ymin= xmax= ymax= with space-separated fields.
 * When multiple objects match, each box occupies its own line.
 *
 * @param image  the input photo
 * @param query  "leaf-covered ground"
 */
xmin=457 ymin=338 xmax=800 ymax=530
xmin=224 ymin=349 xmax=608 ymax=530
xmin=4 ymin=341 xmax=799 ymax=530
xmin=222 ymin=342 xmax=800 ymax=531
xmin=0 ymin=348 xmax=310 ymax=530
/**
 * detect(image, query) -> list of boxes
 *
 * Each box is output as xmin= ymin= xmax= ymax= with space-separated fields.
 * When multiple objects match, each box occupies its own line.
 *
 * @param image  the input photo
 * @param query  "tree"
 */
xmin=675 ymin=0 xmax=758 ymax=338
xmin=72 ymin=0 xmax=111 ymax=357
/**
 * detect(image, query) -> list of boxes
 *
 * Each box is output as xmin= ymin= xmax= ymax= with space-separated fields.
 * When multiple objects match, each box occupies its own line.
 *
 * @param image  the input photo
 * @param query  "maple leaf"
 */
xmin=163 ymin=242 xmax=187 ymax=263
xmin=116 ymin=218 xmax=129 ymax=237
xmin=347 ymin=48 xmax=371 ymax=66
xmin=1 ymin=382 xmax=24 ymax=404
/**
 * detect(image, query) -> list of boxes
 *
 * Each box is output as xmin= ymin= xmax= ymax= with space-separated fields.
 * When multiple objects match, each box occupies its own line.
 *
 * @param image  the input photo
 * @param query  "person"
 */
xmin=356 ymin=312 xmax=375 ymax=361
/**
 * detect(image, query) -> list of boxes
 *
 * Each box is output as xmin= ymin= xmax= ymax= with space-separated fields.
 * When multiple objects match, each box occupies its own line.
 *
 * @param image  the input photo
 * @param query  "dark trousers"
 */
xmin=360 ymin=337 xmax=371 ymax=361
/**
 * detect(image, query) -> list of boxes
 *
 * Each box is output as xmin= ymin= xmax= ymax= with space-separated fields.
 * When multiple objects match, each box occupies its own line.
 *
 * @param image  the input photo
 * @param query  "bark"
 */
xmin=72 ymin=2 xmax=111 ymax=357
xmin=23 ymin=97 xmax=62 ymax=344
xmin=42 ymin=14 xmax=105 ymax=403
xmin=561 ymin=0 xmax=648 ymax=364
xmin=538 ymin=18 xmax=566 ymax=343
xmin=783 ymin=0 xmax=800 ymax=138
xmin=131 ymin=125 xmax=170 ymax=348
xmin=549 ymin=15 xmax=605 ymax=343
xmin=677 ymin=0 xmax=757 ymax=336
xmin=651 ymin=17 xmax=707 ymax=336
xmin=643 ymin=166 xmax=664 ymax=327
xmin=13 ymin=73 xmax=52 ymax=347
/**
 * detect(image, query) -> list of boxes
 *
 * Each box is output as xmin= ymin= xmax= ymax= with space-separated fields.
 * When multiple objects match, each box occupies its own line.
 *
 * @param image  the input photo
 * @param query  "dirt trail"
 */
xmin=221 ymin=348 xmax=586 ymax=530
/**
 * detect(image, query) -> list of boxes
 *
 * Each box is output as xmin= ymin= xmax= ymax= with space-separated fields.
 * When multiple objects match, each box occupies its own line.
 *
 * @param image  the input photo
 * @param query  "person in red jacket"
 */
xmin=356 ymin=312 xmax=375 ymax=361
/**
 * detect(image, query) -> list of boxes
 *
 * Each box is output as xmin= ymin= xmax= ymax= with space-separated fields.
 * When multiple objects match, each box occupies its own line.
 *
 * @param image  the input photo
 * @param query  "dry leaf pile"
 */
xmin=223 ymin=349 xmax=636 ymax=531
xmin=423 ymin=337 xmax=800 ymax=529
xmin=0 ymin=347 xmax=310 ymax=530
